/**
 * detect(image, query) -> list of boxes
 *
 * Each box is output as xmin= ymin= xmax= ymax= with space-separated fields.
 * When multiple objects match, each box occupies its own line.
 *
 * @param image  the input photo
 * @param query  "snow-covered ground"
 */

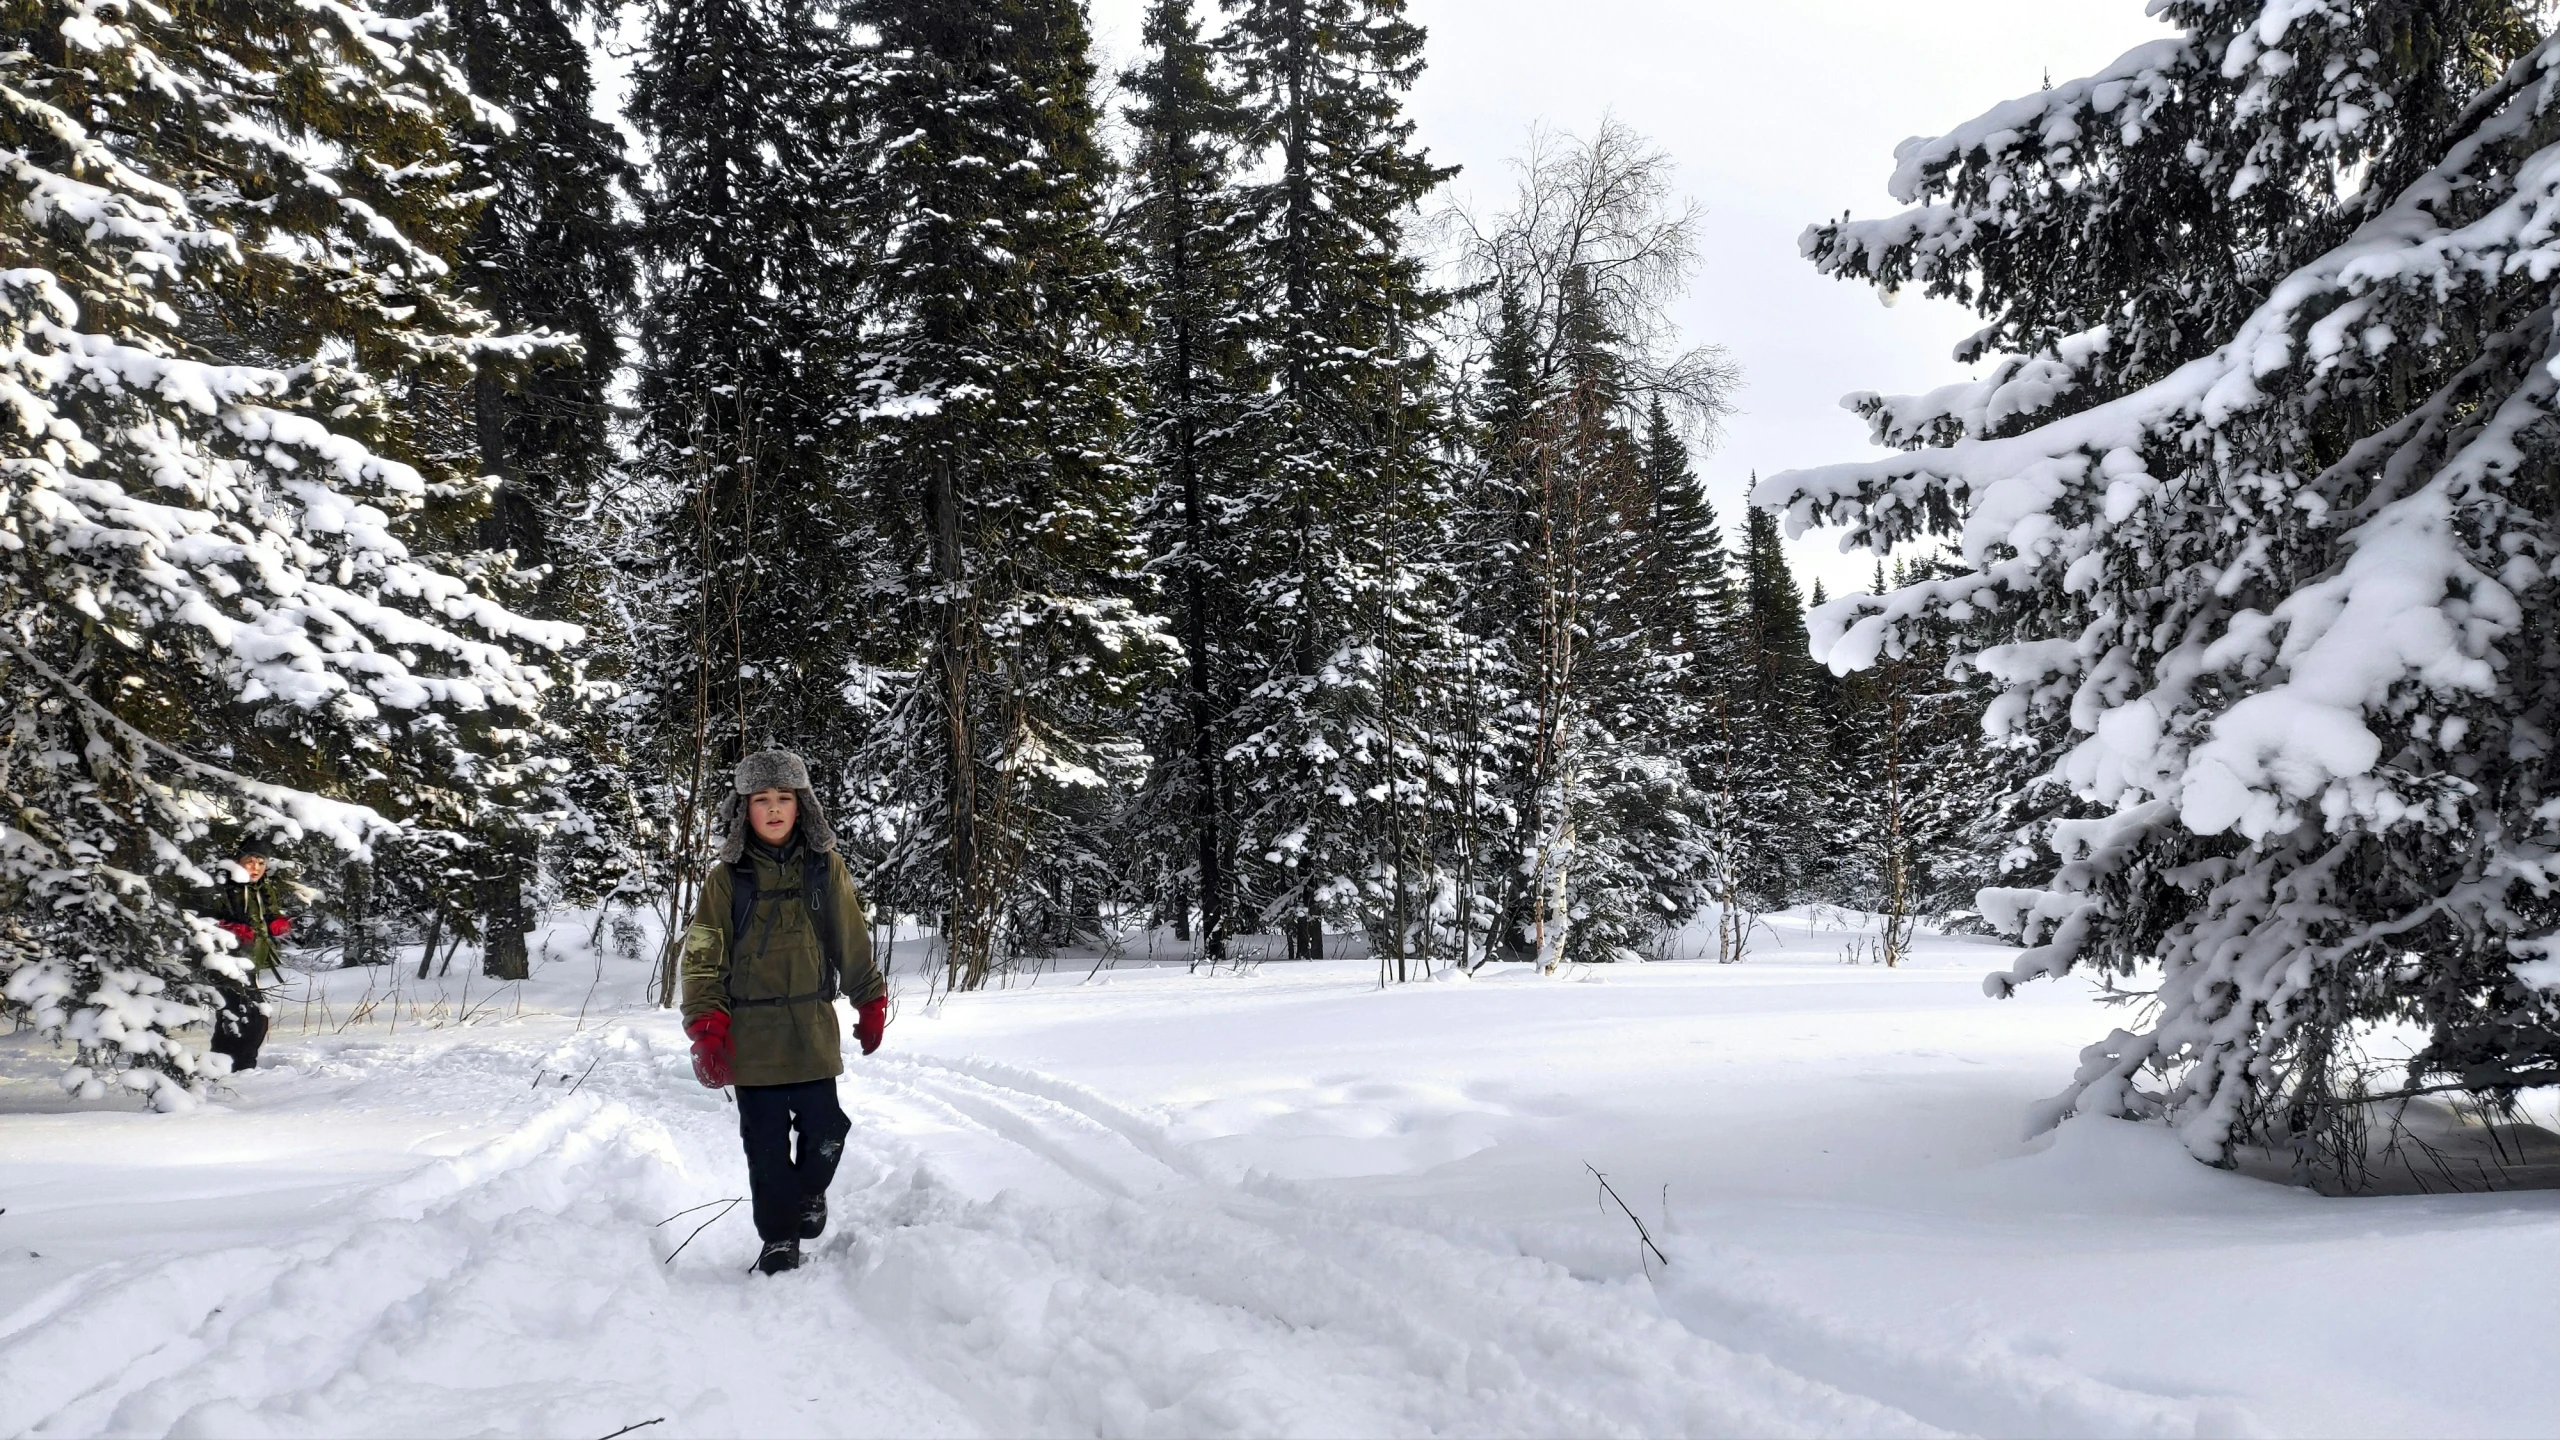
xmin=4 ymin=912 xmax=2556 ymax=1439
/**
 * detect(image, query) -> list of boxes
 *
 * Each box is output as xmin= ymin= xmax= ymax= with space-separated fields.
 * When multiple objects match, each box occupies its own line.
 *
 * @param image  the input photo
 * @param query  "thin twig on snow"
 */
xmin=1585 ymin=1162 xmax=1670 ymax=1271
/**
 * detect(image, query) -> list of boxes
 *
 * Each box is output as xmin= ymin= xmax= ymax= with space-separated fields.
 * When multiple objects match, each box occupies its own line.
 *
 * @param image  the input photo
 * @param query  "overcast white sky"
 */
xmin=1089 ymin=0 xmax=2171 ymax=591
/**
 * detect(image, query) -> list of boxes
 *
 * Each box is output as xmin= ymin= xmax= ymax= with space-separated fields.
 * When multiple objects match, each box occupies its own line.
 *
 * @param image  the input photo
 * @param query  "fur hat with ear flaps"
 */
xmin=717 ymin=749 xmax=838 ymax=863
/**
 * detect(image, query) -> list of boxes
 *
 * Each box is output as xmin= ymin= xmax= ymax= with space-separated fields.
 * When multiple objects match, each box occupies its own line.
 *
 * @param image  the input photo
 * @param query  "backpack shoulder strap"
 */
xmin=724 ymin=859 xmax=758 ymax=997
xmin=802 ymin=851 xmax=842 ymax=1001
xmin=727 ymin=858 xmax=758 ymax=944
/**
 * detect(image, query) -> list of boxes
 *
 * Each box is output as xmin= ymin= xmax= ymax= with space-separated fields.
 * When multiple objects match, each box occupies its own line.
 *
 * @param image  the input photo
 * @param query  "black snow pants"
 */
xmin=735 ymin=1077 xmax=852 ymax=1242
xmin=210 ymin=980 xmax=269 ymax=1072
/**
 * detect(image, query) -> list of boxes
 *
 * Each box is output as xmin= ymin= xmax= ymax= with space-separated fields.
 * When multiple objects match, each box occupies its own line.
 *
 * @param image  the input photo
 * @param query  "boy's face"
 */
xmin=749 ymin=788 xmax=799 ymax=846
xmin=238 ymin=855 xmax=267 ymax=882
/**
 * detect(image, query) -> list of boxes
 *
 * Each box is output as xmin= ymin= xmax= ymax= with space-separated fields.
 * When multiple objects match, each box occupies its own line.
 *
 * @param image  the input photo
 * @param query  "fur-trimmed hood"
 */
xmin=716 ymin=749 xmax=838 ymax=863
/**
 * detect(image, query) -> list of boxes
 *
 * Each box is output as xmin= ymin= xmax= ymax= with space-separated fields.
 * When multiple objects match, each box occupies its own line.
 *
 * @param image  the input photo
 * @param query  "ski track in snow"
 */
xmin=0 ymin=1023 xmax=2257 ymax=1440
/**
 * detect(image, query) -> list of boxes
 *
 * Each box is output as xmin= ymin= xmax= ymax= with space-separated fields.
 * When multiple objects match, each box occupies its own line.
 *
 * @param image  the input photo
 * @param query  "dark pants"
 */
xmin=736 ymin=1077 xmax=851 ymax=1242
xmin=210 ymin=983 xmax=268 ymax=1072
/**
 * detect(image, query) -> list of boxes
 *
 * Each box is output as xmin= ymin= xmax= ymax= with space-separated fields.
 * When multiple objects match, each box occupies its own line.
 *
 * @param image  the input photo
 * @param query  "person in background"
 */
xmin=682 ymin=750 xmax=892 ymax=1275
xmin=207 ymin=850 xmax=292 ymax=1071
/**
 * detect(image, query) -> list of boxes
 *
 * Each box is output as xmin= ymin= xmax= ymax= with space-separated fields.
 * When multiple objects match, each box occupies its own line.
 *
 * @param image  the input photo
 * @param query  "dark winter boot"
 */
xmin=799 ymin=1195 xmax=827 ymax=1240
xmin=756 ymin=1238 xmax=801 ymax=1275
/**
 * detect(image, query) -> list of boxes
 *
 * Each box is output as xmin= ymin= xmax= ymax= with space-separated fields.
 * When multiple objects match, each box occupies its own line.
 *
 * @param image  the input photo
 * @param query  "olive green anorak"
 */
xmin=680 ymin=841 xmax=884 ymax=1088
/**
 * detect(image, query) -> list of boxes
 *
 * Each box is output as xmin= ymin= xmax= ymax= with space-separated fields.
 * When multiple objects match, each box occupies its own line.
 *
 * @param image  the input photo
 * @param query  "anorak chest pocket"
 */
xmin=741 ymin=920 xmax=823 ymax=999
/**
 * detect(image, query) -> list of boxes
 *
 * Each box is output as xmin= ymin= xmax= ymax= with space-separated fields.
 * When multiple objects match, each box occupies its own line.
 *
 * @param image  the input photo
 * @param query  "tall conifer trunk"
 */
xmin=1129 ymin=0 xmax=1252 ymax=966
xmin=1279 ymin=0 xmax=1323 ymax=963
xmin=925 ymin=457 xmax=983 ymax=989
xmin=472 ymin=318 xmax=533 ymax=982
xmin=1177 ymin=312 xmax=1228 ymax=961
xmin=1166 ymin=115 xmax=1222 ymax=959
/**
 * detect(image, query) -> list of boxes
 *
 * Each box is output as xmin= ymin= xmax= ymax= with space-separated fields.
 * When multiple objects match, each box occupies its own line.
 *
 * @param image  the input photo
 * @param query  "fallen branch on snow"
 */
xmin=1585 ymin=1163 xmax=1669 ymax=1271
xmin=654 ymin=1196 xmax=746 ymax=1266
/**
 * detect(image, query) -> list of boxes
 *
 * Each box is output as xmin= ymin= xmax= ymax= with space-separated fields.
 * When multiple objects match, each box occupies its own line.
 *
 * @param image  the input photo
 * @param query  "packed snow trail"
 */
xmin=0 ymin=1018 xmax=1974 ymax=1439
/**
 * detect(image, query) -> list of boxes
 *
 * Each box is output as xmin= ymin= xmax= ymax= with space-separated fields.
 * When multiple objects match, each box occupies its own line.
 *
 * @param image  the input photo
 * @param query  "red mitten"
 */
xmin=685 ymin=1011 xmax=733 ymax=1088
xmin=855 ymin=996 xmax=889 ymax=1056
xmin=267 ymin=915 xmax=293 ymax=939
xmin=217 ymin=921 xmax=255 ymax=947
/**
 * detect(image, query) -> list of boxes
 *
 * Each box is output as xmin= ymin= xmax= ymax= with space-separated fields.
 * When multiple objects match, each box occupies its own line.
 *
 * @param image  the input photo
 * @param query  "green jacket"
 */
xmin=209 ymin=877 xmax=285 ymax=973
xmin=681 ymin=841 xmax=885 ymax=1088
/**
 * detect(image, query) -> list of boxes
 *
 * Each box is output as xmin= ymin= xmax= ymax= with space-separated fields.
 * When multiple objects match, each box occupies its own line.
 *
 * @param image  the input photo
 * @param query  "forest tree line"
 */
xmin=1 ymin=0 xmax=2005 ymax=1105
xmin=49 ymin=0 xmax=2560 ymax=1193
xmin=596 ymin=0 xmax=2002 ymax=995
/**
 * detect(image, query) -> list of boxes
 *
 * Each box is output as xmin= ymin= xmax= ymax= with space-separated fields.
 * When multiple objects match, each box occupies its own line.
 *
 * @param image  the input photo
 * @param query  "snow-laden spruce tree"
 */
xmin=623 ymin=0 xmax=867 ymax=1003
xmin=1123 ymin=0 xmax=1262 ymax=964
xmin=1 ymin=0 xmax=576 ymax=1102
xmin=1728 ymin=503 xmax=1823 ymax=917
xmin=1763 ymin=0 xmax=2560 ymax=1167
xmin=833 ymin=0 xmax=1173 ymax=990
xmin=448 ymin=0 xmax=639 ymax=968
xmin=1218 ymin=0 xmax=1454 ymax=961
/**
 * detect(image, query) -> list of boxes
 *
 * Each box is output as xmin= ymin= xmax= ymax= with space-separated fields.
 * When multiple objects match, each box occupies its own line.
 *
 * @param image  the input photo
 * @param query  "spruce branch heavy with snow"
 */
xmin=0 ymin=0 xmax=578 ymax=1100
xmin=1763 ymin=0 xmax=2560 ymax=1169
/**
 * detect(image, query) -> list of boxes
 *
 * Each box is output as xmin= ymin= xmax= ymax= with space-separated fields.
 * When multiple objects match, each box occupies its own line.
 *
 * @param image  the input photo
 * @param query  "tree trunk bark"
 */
xmin=1879 ymin=661 xmax=1914 ymax=969
xmin=924 ymin=456 xmax=982 ymax=991
xmin=1177 ymin=316 xmax=1227 ymax=966
xmin=340 ymin=859 xmax=382 ymax=967
xmin=481 ymin=830 xmax=532 ymax=981
xmin=481 ymin=862 xmax=531 ymax=981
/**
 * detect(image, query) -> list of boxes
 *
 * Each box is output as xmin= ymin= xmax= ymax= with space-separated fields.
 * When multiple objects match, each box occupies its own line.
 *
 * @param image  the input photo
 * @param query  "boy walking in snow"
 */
xmin=682 ymin=750 xmax=892 ymax=1275
xmin=206 ymin=850 xmax=292 ymax=1072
